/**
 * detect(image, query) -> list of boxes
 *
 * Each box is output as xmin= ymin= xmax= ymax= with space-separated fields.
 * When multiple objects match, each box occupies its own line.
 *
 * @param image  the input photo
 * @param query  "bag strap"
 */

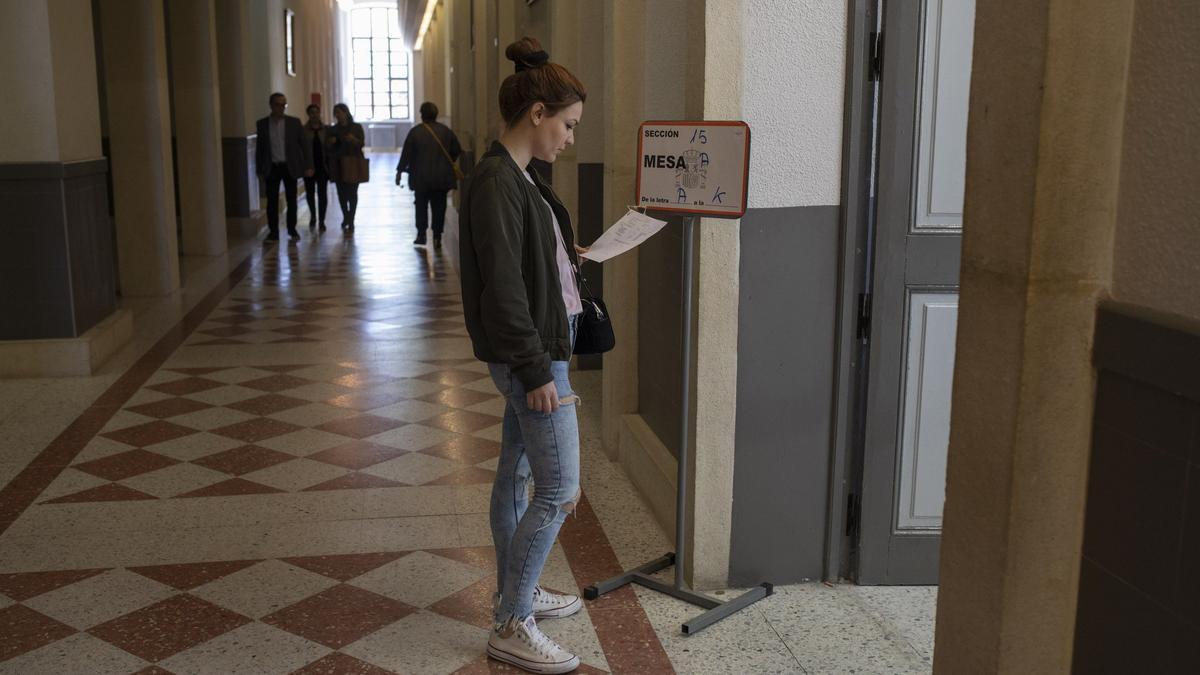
xmin=422 ymin=123 xmax=457 ymax=168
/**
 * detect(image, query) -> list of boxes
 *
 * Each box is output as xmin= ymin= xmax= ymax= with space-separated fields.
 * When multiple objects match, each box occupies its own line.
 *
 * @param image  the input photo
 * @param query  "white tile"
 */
xmin=350 ymin=550 xmax=490 ymax=608
xmin=465 ymin=398 xmax=507 ymax=417
xmin=286 ymin=382 xmax=356 ymax=403
xmin=22 ymin=569 xmax=176 ymax=630
xmin=237 ymin=330 xmax=294 ymax=344
xmin=257 ymin=428 xmax=350 ymax=456
xmin=342 ymin=610 xmax=486 ymax=674
xmin=289 ymin=364 xmax=359 ymax=382
xmin=367 ymin=424 xmax=456 ymax=452
xmin=159 ymin=622 xmax=330 ymax=675
xmin=202 ymin=367 xmax=277 ymax=385
xmin=119 ymin=463 xmax=230 ymax=498
xmin=145 ymin=432 xmax=245 ymax=461
xmin=475 ymin=457 xmax=500 ymax=472
xmin=267 ymin=402 xmax=358 ymax=427
xmin=369 ymin=361 xmax=440 ymax=378
xmin=368 ymin=399 xmax=451 ymax=423
xmin=167 ymin=406 xmax=257 ymax=431
xmin=145 ymin=370 xmax=190 ymax=386
xmin=123 ymin=388 xmax=174 ymax=406
xmin=99 ymin=410 xmax=156 ymax=433
xmin=0 ymin=632 xmax=150 ymax=675
xmin=190 ymin=559 xmax=338 ymax=619
xmin=472 ymin=423 xmax=505 ymax=443
xmin=363 ymin=451 xmax=459 ymax=485
xmin=242 ymin=458 xmax=350 ymax=491
xmin=39 ymin=468 xmax=112 ymax=502
xmin=182 ymin=384 xmax=263 ymax=406
xmin=73 ymin=437 xmax=136 ymax=464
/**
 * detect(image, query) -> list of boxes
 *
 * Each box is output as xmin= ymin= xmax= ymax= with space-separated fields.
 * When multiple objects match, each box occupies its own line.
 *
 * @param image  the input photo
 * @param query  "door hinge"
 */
xmin=856 ymin=293 xmax=872 ymax=340
xmin=869 ymin=31 xmax=884 ymax=82
xmin=846 ymin=492 xmax=861 ymax=538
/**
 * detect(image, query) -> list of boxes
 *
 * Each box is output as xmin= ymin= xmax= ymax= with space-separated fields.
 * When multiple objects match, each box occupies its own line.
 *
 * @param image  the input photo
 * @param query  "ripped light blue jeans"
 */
xmin=489 ymin=316 xmax=580 ymax=623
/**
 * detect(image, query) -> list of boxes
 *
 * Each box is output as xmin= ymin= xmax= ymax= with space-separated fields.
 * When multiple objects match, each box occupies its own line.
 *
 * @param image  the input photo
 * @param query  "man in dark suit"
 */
xmin=256 ymin=92 xmax=313 ymax=242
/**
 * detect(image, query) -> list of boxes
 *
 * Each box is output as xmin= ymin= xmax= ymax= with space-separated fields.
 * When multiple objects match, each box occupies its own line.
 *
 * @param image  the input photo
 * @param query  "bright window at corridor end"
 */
xmin=351 ymin=6 xmax=411 ymax=121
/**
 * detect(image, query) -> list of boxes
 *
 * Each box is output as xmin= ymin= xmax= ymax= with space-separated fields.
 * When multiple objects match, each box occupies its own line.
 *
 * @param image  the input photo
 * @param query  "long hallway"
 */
xmin=0 ymin=155 xmax=933 ymax=674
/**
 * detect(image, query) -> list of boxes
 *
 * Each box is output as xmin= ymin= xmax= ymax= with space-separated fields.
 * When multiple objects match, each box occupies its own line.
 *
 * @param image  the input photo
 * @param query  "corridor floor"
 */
xmin=0 ymin=154 xmax=935 ymax=674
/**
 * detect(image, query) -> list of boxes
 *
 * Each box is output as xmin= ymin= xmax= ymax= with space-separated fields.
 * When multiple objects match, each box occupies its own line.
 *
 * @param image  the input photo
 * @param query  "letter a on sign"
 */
xmin=635 ymin=121 xmax=750 ymax=218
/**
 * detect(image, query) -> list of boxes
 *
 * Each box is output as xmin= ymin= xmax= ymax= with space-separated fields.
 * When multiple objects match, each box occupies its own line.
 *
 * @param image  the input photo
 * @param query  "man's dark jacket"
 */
xmin=459 ymin=142 xmax=579 ymax=390
xmin=255 ymin=114 xmax=312 ymax=178
xmin=396 ymin=122 xmax=462 ymax=192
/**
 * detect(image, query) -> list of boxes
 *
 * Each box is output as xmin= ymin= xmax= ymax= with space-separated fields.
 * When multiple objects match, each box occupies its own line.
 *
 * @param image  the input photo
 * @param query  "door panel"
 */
xmin=856 ymin=0 xmax=974 ymax=584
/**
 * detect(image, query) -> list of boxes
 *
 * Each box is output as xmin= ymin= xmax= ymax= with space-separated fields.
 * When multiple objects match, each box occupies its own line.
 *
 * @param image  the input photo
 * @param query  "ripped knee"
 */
xmin=560 ymin=487 xmax=581 ymax=515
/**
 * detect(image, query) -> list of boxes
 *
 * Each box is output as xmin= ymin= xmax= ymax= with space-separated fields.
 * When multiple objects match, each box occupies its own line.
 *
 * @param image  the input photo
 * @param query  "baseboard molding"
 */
xmin=618 ymin=414 xmax=677 ymax=541
xmin=0 ymin=309 xmax=133 ymax=378
xmin=226 ymin=211 xmax=266 ymax=240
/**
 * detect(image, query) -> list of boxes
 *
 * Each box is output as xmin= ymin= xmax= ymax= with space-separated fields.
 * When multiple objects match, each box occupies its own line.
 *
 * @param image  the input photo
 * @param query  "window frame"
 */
xmin=349 ymin=5 xmax=411 ymax=121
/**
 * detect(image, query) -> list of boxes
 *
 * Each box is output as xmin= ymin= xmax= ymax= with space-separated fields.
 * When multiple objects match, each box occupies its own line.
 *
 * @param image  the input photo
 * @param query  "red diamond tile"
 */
xmin=124 ymin=397 xmax=213 ymax=419
xmin=44 ymin=483 xmax=159 ymax=504
xmin=425 ymin=410 xmax=503 ymax=434
xmin=277 ymin=311 xmax=328 ymax=323
xmin=211 ymin=418 xmax=302 ymax=443
xmin=427 ymin=576 xmax=498 ymax=630
xmin=420 ymin=387 xmax=498 ymax=409
xmin=418 ymin=370 xmax=489 ymax=387
xmin=74 ymin=449 xmax=181 ymax=481
xmin=239 ymin=374 xmax=312 ymax=393
xmin=262 ymin=584 xmax=414 ymax=648
xmin=302 ymin=472 xmax=409 ymax=491
xmin=225 ymin=394 xmax=309 ymax=416
xmin=423 ymin=467 xmax=498 ymax=486
xmin=206 ymin=314 xmax=258 ymax=325
xmin=308 ymin=441 xmax=407 ymax=470
xmin=421 ymin=437 xmax=502 ymax=465
xmin=292 ymin=301 xmax=336 ymax=311
xmin=314 ymin=415 xmax=404 ymax=440
xmin=147 ymin=377 xmax=225 ymax=396
xmin=0 ymin=605 xmax=77 ymax=661
xmin=421 ymin=358 xmax=481 ymax=367
xmin=88 ymin=594 xmax=250 ymax=662
xmin=0 ymin=569 xmax=108 ymax=602
xmin=270 ymin=336 xmax=321 ymax=344
xmin=130 ymin=667 xmax=176 ymax=675
xmin=101 ymin=421 xmax=198 ymax=448
xmin=129 ymin=560 xmax=261 ymax=590
xmin=415 ymin=319 xmax=466 ymax=332
xmin=177 ymin=478 xmax=285 ymax=498
xmin=282 ymin=552 xmax=409 ymax=581
xmin=292 ymin=652 xmax=396 ymax=675
xmin=192 ymin=445 xmax=295 ymax=475
xmin=427 ymin=547 xmax=498 ymax=571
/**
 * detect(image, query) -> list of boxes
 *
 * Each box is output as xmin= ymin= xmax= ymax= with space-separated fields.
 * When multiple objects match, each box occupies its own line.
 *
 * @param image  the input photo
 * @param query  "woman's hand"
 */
xmin=527 ymin=382 xmax=559 ymax=414
xmin=574 ymin=244 xmax=590 ymax=259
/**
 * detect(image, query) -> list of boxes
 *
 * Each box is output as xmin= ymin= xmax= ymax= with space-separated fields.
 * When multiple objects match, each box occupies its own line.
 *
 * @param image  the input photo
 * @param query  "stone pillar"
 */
xmin=0 ymin=0 xmax=132 ymax=375
xmin=933 ymin=1 xmax=1135 ymax=672
xmin=214 ymin=0 xmax=259 ymax=226
xmin=167 ymin=0 xmax=227 ymax=256
xmin=98 ymin=0 xmax=180 ymax=296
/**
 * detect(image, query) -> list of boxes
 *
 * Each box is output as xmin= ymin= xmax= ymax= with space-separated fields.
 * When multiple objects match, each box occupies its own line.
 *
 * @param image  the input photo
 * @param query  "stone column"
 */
xmin=0 ymin=0 xmax=132 ymax=375
xmin=933 ymin=1 xmax=1135 ymax=671
xmin=214 ymin=0 xmax=259 ymax=227
xmin=168 ymin=0 xmax=227 ymax=256
xmin=98 ymin=0 xmax=180 ymax=296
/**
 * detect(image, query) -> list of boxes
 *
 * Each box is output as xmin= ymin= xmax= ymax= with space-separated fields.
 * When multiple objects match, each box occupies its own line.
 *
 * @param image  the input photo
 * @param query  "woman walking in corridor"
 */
xmin=327 ymin=103 xmax=366 ymax=231
xmin=458 ymin=37 xmax=588 ymax=674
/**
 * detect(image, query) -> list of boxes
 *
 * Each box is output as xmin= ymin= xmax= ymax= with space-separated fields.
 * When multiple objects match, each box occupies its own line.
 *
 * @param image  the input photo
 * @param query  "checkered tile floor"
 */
xmin=0 ymin=160 xmax=649 ymax=674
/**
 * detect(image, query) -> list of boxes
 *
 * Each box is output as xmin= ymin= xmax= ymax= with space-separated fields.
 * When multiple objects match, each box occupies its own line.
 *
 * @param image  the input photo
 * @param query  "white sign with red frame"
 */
xmin=635 ymin=120 xmax=750 ymax=218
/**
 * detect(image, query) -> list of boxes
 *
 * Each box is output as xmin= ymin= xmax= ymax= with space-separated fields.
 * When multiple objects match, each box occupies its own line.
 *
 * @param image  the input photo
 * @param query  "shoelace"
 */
xmin=524 ymin=620 xmax=559 ymax=658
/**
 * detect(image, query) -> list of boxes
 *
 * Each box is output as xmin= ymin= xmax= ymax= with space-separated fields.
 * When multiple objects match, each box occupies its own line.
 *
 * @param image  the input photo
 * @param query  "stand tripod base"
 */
xmin=583 ymin=553 xmax=773 ymax=635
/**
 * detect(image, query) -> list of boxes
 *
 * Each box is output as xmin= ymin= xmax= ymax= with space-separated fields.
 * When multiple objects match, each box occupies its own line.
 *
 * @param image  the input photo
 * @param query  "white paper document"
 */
xmin=579 ymin=210 xmax=669 ymax=263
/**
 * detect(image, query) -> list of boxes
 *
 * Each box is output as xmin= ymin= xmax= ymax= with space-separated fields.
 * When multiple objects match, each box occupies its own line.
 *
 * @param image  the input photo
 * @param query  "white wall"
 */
xmin=742 ymin=0 xmax=846 ymax=208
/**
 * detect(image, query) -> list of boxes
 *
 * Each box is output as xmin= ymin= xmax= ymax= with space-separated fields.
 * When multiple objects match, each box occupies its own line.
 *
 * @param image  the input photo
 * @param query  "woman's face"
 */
xmin=334 ymin=108 xmax=348 ymax=124
xmin=530 ymin=101 xmax=582 ymax=163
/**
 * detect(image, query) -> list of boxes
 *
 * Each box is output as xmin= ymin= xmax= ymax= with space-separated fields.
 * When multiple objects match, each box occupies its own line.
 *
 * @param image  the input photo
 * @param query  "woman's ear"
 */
xmin=529 ymin=102 xmax=546 ymax=127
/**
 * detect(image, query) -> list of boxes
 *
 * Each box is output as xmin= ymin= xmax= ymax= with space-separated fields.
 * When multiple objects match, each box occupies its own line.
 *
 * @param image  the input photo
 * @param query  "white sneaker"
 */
xmin=487 ymin=615 xmax=581 ymax=674
xmin=532 ymin=586 xmax=582 ymax=619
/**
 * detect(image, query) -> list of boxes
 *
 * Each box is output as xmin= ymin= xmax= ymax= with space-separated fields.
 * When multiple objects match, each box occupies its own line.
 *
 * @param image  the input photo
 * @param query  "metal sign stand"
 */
xmin=584 ymin=213 xmax=773 ymax=636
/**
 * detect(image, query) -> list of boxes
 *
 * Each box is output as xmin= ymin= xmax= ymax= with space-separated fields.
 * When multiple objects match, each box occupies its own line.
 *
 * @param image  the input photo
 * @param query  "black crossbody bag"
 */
xmin=573 ymin=275 xmax=615 ymax=355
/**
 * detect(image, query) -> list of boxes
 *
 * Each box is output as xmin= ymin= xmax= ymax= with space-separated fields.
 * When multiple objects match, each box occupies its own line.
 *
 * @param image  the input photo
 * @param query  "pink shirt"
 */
xmin=524 ymin=171 xmax=582 ymax=316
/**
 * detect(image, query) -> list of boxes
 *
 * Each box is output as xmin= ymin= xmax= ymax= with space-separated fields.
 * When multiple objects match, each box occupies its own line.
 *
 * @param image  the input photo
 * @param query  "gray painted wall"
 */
xmin=638 ymin=214 xmax=686 ymax=457
xmin=729 ymin=204 xmax=841 ymax=584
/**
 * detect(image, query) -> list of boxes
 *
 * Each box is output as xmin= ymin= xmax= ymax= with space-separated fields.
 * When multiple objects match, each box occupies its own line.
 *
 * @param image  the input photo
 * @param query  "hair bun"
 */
xmin=505 ymin=37 xmax=550 ymax=73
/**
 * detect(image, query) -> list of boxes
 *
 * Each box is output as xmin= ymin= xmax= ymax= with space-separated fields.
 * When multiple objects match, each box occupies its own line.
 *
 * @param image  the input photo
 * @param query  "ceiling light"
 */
xmin=415 ymin=0 xmax=437 ymax=50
